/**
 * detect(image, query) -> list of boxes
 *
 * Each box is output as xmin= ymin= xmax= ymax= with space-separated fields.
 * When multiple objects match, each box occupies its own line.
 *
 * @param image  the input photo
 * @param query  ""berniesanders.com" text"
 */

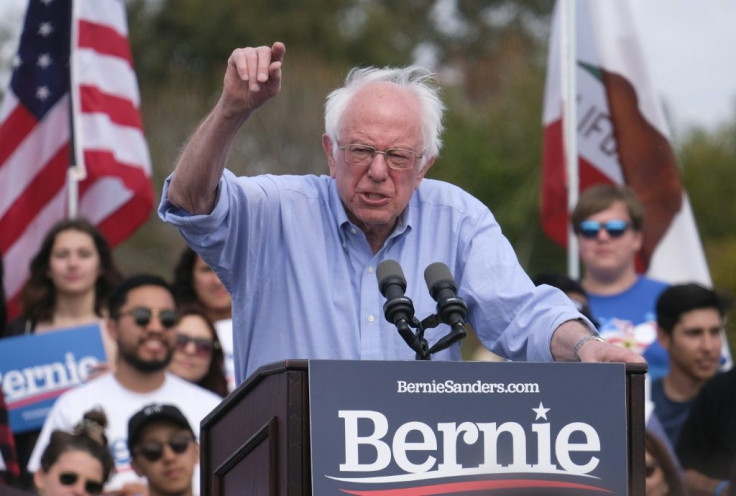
xmin=397 ymin=379 xmax=540 ymax=394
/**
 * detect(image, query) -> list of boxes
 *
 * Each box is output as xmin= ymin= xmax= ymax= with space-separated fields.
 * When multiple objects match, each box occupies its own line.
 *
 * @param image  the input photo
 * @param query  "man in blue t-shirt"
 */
xmin=571 ymin=184 xmax=670 ymax=378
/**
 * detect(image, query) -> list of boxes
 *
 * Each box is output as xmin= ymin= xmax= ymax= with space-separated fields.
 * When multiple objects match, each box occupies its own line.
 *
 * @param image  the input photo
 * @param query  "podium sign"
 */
xmin=309 ymin=360 xmax=628 ymax=495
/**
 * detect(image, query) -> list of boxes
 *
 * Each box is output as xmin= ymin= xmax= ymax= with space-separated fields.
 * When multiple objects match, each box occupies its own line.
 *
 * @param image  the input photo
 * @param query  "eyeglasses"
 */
xmin=339 ymin=143 xmax=422 ymax=170
xmin=134 ymin=433 xmax=193 ymax=462
xmin=58 ymin=472 xmax=104 ymax=495
xmin=577 ymin=219 xmax=631 ymax=239
xmin=116 ymin=307 xmax=178 ymax=329
xmin=175 ymin=334 xmax=216 ymax=357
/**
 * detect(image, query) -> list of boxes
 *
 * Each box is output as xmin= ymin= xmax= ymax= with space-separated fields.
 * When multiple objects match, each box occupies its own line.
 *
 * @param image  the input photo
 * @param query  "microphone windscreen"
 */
xmin=377 ymin=259 xmax=406 ymax=292
xmin=424 ymin=262 xmax=455 ymax=292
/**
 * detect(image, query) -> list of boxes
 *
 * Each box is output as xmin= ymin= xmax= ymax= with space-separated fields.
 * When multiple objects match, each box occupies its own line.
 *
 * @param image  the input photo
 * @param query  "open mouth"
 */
xmin=360 ymin=192 xmax=390 ymax=205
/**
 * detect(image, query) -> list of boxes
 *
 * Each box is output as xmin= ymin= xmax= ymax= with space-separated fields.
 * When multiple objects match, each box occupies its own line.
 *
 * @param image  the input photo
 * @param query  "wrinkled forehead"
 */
xmin=348 ymin=82 xmax=418 ymax=112
xmin=339 ymin=83 xmax=423 ymax=141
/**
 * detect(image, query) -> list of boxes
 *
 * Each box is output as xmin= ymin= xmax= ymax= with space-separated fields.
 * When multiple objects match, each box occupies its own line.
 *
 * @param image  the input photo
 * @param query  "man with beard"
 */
xmin=26 ymin=275 xmax=222 ymax=494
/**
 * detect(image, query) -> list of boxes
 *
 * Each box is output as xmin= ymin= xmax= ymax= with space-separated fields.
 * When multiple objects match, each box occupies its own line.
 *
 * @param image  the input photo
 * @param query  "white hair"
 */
xmin=324 ymin=66 xmax=445 ymax=169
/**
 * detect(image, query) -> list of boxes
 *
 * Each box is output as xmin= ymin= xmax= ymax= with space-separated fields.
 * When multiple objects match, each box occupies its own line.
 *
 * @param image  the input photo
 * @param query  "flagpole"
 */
xmin=561 ymin=0 xmax=579 ymax=280
xmin=67 ymin=0 xmax=86 ymax=218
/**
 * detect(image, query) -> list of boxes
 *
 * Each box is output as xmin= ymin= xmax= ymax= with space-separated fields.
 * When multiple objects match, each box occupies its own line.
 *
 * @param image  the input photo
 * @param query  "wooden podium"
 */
xmin=200 ymin=360 xmax=647 ymax=496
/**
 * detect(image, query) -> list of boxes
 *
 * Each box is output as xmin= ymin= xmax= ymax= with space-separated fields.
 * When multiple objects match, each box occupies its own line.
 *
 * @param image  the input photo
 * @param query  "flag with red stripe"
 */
xmin=0 ymin=0 xmax=152 ymax=319
xmin=540 ymin=0 xmax=710 ymax=286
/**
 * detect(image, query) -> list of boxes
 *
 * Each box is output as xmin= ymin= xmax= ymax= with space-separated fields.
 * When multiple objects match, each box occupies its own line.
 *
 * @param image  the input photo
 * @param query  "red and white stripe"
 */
xmin=0 ymin=0 xmax=152 ymax=319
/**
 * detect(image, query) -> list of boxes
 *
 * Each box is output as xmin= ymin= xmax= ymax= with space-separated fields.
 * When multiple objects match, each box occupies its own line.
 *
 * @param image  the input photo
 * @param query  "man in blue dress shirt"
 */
xmin=159 ymin=42 xmax=643 ymax=383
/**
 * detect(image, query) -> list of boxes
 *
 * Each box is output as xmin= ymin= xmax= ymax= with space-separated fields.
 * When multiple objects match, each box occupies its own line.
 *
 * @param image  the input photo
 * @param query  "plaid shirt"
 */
xmin=0 ymin=386 xmax=19 ymax=484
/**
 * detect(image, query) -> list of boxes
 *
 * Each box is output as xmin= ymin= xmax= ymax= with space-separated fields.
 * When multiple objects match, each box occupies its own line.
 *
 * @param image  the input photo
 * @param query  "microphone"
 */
xmin=376 ymin=260 xmax=425 ymax=356
xmin=424 ymin=262 xmax=468 ymax=353
xmin=377 ymin=260 xmax=414 ymax=327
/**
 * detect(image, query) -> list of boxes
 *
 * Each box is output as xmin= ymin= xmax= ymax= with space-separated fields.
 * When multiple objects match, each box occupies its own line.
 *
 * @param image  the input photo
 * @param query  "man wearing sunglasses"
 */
xmin=129 ymin=404 xmax=199 ymax=496
xmin=27 ymin=275 xmax=221 ymax=495
xmin=571 ymin=184 xmax=671 ymax=379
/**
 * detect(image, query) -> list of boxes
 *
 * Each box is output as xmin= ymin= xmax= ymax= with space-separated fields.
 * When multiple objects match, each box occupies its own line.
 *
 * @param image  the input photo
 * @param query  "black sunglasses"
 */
xmin=58 ymin=471 xmax=104 ymax=495
xmin=578 ymin=219 xmax=631 ymax=239
xmin=117 ymin=307 xmax=178 ymax=329
xmin=134 ymin=433 xmax=193 ymax=462
xmin=175 ymin=334 xmax=216 ymax=357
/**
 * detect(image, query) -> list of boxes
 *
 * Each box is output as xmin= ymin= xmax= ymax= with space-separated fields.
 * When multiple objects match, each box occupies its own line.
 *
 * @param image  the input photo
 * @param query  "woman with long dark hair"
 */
xmin=4 ymin=218 xmax=122 ymax=342
xmin=172 ymin=247 xmax=231 ymax=323
xmin=167 ymin=306 xmax=229 ymax=397
xmin=172 ymin=246 xmax=234 ymax=391
xmin=2 ymin=218 xmax=122 ymax=489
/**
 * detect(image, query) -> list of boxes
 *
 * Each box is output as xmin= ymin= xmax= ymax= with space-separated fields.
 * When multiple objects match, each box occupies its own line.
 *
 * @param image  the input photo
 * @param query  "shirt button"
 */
xmin=367 ymin=315 xmax=375 ymax=323
xmin=351 ymin=227 xmax=357 ymax=234
xmin=367 ymin=266 xmax=374 ymax=274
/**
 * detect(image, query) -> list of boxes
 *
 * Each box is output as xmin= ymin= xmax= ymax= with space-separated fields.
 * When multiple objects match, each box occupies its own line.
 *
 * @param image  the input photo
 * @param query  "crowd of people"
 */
xmin=0 ymin=224 xmax=231 ymax=495
xmin=0 ymin=41 xmax=734 ymax=496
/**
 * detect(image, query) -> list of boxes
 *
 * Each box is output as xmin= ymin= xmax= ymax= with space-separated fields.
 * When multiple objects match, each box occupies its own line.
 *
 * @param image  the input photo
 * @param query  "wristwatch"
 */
xmin=572 ymin=334 xmax=606 ymax=362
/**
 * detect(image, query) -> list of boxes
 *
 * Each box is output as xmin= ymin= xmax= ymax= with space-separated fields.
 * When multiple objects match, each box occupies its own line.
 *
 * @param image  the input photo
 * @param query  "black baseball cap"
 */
xmin=127 ymin=403 xmax=194 ymax=451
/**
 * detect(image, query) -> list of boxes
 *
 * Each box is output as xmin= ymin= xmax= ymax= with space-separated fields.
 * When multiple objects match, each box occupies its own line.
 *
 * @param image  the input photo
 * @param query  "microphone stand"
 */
xmin=391 ymin=313 xmax=466 ymax=361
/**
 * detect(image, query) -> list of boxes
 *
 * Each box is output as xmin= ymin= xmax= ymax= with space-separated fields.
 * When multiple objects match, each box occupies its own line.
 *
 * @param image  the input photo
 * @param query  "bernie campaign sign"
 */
xmin=0 ymin=324 xmax=107 ymax=432
xmin=309 ymin=360 xmax=627 ymax=495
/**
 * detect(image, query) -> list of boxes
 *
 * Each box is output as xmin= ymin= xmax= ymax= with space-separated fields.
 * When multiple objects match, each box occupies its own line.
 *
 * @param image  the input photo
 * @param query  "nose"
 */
xmin=71 ymin=481 xmax=86 ymax=496
xmin=144 ymin=315 xmax=167 ymax=333
xmin=184 ymin=340 xmax=198 ymax=355
xmin=366 ymin=152 xmax=390 ymax=181
xmin=593 ymin=228 xmax=612 ymax=241
xmin=702 ymin=330 xmax=722 ymax=351
xmin=161 ymin=443 xmax=180 ymax=462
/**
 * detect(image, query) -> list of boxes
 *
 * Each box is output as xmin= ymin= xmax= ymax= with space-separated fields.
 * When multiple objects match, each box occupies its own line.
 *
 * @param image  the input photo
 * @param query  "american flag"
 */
xmin=0 ymin=0 xmax=153 ymax=319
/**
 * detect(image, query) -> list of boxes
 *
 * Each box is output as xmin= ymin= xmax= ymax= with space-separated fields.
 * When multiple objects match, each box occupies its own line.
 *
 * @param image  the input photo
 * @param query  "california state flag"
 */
xmin=541 ymin=0 xmax=711 ymax=285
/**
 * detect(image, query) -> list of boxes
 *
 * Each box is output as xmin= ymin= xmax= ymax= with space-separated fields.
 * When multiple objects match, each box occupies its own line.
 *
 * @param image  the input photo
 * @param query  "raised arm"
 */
xmin=167 ymin=42 xmax=286 ymax=214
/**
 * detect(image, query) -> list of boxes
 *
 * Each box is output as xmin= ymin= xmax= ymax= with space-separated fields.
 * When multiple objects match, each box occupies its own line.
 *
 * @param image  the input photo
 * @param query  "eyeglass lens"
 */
xmin=137 ymin=433 xmax=192 ymax=462
xmin=58 ymin=472 xmax=104 ymax=494
xmin=579 ymin=220 xmax=629 ymax=239
xmin=127 ymin=307 xmax=178 ymax=328
xmin=341 ymin=144 xmax=419 ymax=170
xmin=175 ymin=334 xmax=214 ymax=356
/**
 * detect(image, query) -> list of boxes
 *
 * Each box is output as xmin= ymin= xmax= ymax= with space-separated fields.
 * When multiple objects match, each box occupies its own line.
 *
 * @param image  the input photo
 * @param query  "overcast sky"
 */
xmin=629 ymin=0 xmax=736 ymax=131
xmin=2 ymin=0 xmax=734 ymax=132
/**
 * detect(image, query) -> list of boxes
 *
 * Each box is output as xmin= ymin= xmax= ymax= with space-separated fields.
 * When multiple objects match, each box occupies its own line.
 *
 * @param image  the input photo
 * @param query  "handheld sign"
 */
xmin=0 ymin=324 xmax=107 ymax=433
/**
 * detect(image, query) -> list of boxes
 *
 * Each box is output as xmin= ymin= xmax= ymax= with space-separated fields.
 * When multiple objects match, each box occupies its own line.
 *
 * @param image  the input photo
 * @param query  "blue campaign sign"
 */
xmin=309 ymin=360 xmax=628 ymax=495
xmin=0 ymin=324 xmax=107 ymax=433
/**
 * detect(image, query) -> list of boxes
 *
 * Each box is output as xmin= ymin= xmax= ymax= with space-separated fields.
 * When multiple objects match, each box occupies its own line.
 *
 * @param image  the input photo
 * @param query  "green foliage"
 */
xmin=680 ymin=123 xmax=736 ymax=240
xmin=678 ymin=118 xmax=736 ymax=354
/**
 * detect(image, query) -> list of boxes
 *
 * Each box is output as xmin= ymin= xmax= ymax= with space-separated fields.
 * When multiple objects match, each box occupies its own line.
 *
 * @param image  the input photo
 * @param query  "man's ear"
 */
xmin=632 ymin=229 xmax=644 ymax=252
xmin=322 ymin=134 xmax=337 ymax=178
xmin=657 ymin=326 xmax=671 ymax=350
xmin=105 ymin=317 xmax=118 ymax=342
xmin=415 ymin=156 xmax=436 ymax=186
xmin=131 ymin=456 xmax=144 ymax=477
xmin=33 ymin=470 xmax=46 ymax=494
